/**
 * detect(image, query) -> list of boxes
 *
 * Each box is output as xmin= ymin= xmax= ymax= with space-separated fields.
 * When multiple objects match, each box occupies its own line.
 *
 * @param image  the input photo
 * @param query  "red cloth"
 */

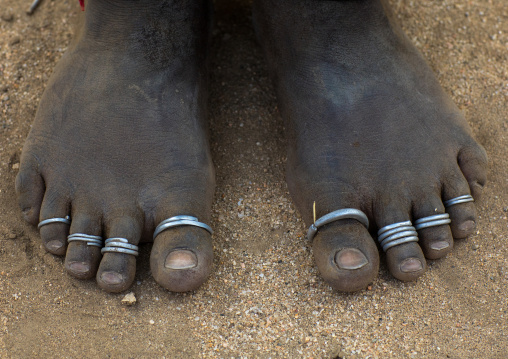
xmin=79 ymin=0 xmax=84 ymax=11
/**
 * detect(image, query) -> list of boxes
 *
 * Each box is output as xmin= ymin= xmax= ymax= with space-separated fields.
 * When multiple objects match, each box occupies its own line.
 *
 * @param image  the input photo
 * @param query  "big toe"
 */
xmin=313 ymin=220 xmax=379 ymax=292
xmin=150 ymin=226 xmax=213 ymax=292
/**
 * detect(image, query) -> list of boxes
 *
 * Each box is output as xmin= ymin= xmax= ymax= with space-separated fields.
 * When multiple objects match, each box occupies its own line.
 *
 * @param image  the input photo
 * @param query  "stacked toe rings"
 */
xmin=414 ymin=213 xmax=451 ymax=231
xmin=38 ymin=216 xmax=71 ymax=229
xmin=102 ymin=238 xmax=139 ymax=257
xmin=67 ymin=233 xmax=102 ymax=247
xmin=377 ymin=221 xmax=418 ymax=252
xmin=153 ymin=215 xmax=213 ymax=240
xmin=307 ymin=208 xmax=369 ymax=241
xmin=444 ymin=194 xmax=474 ymax=207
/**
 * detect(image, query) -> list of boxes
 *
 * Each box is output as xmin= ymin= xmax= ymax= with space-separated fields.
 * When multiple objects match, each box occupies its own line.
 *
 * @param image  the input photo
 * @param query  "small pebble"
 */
xmin=149 ymin=319 xmax=155 ymax=325
xmin=8 ymin=233 xmax=17 ymax=240
xmin=121 ymin=292 xmax=136 ymax=306
xmin=12 ymin=163 xmax=19 ymax=170
xmin=9 ymin=36 xmax=21 ymax=46
xmin=1 ymin=12 xmax=14 ymax=22
xmin=472 ymin=244 xmax=480 ymax=250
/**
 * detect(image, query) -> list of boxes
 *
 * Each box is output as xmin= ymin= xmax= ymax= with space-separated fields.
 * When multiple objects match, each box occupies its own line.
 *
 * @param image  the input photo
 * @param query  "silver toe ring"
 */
xmin=101 ymin=237 xmax=139 ymax=257
xmin=377 ymin=221 xmax=418 ymax=252
xmin=307 ymin=208 xmax=369 ymax=241
xmin=38 ymin=216 xmax=71 ymax=229
xmin=153 ymin=215 xmax=213 ymax=240
xmin=444 ymin=194 xmax=474 ymax=207
xmin=67 ymin=233 xmax=103 ymax=247
xmin=414 ymin=213 xmax=451 ymax=231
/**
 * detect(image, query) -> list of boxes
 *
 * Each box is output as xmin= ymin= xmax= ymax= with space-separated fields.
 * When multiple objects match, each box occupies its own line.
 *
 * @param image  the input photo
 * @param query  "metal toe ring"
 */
xmin=67 ymin=233 xmax=103 ymax=247
xmin=414 ymin=213 xmax=451 ymax=231
xmin=101 ymin=237 xmax=139 ymax=257
xmin=444 ymin=194 xmax=474 ymax=207
xmin=38 ymin=216 xmax=71 ymax=229
xmin=377 ymin=221 xmax=418 ymax=252
xmin=153 ymin=215 xmax=213 ymax=240
xmin=306 ymin=208 xmax=369 ymax=241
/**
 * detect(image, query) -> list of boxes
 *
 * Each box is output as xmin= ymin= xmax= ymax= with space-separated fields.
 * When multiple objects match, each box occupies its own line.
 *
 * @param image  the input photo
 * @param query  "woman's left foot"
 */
xmin=254 ymin=0 xmax=487 ymax=291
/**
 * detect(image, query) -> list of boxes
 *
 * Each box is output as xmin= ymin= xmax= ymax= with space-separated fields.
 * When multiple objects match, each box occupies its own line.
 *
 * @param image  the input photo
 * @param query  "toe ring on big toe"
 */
xmin=414 ymin=213 xmax=451 ymax=231
xmin=101 ymin=237 xmax=139 ymax=257
xmin=153 ymin=215 xmax=213 ymax=240
xmin=444 ymin=194 xmax=474 ymax=207
xmin=67 ymin=233 xmax=103 ymax=247
xmin=377 ymin=221 xmax=418 ymax=252
xmin=38 ymin=216 xmax=71 ymax=229
xmin=307 ymin=208 xmax=369 ymax=241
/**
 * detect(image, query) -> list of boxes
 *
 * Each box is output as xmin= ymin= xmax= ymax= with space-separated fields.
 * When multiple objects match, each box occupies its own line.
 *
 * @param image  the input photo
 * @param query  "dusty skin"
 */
xmin=1 ymin=0 xmax=507 ymax=357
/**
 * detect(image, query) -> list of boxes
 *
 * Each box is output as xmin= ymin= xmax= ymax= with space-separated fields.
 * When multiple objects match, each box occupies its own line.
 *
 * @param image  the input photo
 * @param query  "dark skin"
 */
xmin=16 ymin=0 xmax=215 ymax=293
xmin=254 ymin=0 xmax=487 ymax=291
xmin=16 ymin=0 xmax=487 ymax=293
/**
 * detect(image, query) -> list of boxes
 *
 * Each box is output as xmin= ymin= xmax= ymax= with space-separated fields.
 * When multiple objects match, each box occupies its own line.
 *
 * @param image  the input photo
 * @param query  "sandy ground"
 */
xmin=0 ymin=0 xmax=507 ymax=358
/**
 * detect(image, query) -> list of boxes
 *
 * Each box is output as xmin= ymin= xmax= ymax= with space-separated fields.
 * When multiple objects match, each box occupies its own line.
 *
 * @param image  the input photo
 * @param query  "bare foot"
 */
xmin=254 ymin=0 xmax=487 ymax=291
xmin=16 ymin=0 xmax=215 ymax=293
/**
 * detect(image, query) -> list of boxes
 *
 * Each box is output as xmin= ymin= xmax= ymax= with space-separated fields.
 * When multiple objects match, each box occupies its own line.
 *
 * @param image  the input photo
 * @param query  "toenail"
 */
xmin=165 ymin=250 xmax=198 ymax=270
xmin=400 ymin=258 xmax=423 ymax=273
xmin=430 ymin=240 xmax=450 ymax=251
xmin=68 ymin=261 xmax=90 ymax=274
xmin=334 ymin=248 xmax=368 ymax=270
xmin=100 ymin=271 xmax=125 ymax=285
xmin=46 ymin=240 xmax=63 ymax=251
xmin=458 ymin=220 xmax=475 ymax=233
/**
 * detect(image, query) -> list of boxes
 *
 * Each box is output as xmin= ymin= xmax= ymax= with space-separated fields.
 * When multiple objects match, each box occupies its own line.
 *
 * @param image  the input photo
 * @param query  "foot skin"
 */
xmin=15 ymin=0 xmax=215 ymax=293
xmin=254 ymin=0 xmax=487 ymax=292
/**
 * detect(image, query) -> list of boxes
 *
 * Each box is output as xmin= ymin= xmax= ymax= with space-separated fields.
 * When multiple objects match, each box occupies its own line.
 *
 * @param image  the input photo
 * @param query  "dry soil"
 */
xmin=0 ymin=0 xmax=507 ymax=358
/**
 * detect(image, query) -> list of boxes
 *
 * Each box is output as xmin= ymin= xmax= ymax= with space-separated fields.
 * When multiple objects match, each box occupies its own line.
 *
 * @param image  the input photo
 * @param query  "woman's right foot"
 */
xmin=16 ymin=0 xmax=215 ymax=293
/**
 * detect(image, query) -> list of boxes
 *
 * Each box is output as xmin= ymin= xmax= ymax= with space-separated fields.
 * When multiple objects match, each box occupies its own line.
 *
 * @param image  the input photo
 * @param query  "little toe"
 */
xmin=312 ymin=220 xmax=379 ymax=292
xmin=38 ymin=191 xmax=70 ymax=255
xmin=64 ymin=213 xmax=102 ymax=279
xmin=457 ymin=144 xmax=488 ymax=201
xmin=413 ymin=202 xmax=454 ymax=260
xmin=150 ymin=226 xmax=213 ymax=292
xmin=15 ymin=165 xmax=44 ymax=225
xmin=96 ymin=216 xmax=142 ymax=293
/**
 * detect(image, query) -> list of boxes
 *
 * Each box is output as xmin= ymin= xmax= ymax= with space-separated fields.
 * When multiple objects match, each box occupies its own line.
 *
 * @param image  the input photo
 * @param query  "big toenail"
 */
xmin=46 ymin=240 xmax=63 ymax=251
xmin=458 ymin=220 xmax=475 ymax=232
xmin=100 ymin=271 xmax=124 ymax=285
xmin=400 ymin=258 xmax=423 ymax=273
xmin=165 ymin=250 xmax=198 ymax=270
xmin=68 ymin=261 xmax=90 ymax=274
xmin=334 ymin=248 xmax=368 ymax=270
xmin=430 ymin=240 xmax=450 ymax=251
